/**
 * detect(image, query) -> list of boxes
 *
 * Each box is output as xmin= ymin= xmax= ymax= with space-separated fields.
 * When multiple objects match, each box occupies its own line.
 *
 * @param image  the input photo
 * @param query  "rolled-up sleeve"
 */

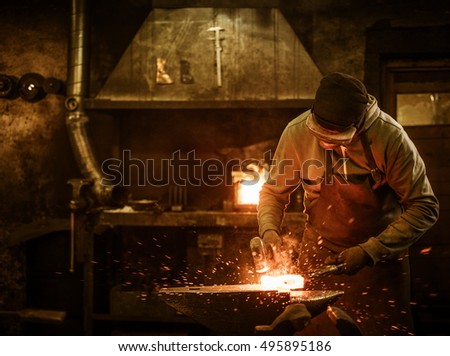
xmin=258 ymin=127 xmax=302 ymax=237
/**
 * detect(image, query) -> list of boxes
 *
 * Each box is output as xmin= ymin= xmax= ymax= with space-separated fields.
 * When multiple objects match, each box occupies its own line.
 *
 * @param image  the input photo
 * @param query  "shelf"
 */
xmin=85 ymin=99 xmax=314 ymax=110
xmin=98 ymin=210 xmax=306 ymax=228
xmin=151 ymin=0 xmax=281 ymax=8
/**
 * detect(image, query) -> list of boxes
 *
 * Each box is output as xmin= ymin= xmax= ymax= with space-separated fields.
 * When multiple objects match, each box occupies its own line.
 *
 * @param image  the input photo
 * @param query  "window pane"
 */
xmin=396 ymin=93 xmax=450 ymax=126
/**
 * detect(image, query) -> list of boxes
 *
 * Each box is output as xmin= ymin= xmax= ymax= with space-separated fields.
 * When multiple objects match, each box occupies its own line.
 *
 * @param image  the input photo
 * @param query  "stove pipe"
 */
xmin=65 ymin=0 xmax=119 ymax=205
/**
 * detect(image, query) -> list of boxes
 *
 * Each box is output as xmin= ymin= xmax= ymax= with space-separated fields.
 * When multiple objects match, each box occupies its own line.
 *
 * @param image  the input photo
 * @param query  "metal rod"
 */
xmin=70 ymin=211 xmax=75 ymax=272
xmin=68 ymin=0 xmax=94 ymax=336
xmin=308 ymin=264 xmax=344 ymax=279
xmin=215 ymin=30 xmax=222 ymax=87
xmin=66 ymin=0 xmax=114 ymax=205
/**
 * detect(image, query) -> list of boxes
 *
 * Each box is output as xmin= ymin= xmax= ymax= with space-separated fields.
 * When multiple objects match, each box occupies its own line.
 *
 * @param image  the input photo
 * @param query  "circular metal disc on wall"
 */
xmin=0 ymin=74 xmax=16 ymax=98
xmin=18 ymin=73 xmax=46 ymax=102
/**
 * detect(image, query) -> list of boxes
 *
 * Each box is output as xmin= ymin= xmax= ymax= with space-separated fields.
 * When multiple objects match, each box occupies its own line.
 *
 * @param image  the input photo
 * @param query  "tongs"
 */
xmin=307 ymin=264 xmax=344 ymax=279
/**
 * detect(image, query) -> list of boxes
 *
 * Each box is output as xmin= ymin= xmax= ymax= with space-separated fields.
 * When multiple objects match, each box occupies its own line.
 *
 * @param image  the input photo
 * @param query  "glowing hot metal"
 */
xmin=260 ymin=274 xmax=304 ymax=290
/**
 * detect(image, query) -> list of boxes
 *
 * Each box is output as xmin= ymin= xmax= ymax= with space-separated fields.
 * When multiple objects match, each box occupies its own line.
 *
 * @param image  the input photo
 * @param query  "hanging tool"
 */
xmin=156 ymin=57 xmax=174 ymax=85
xmin=180 ymin=59 xmax=194 ymax=84
xmin=207 ymin=26 xmax=224 ymax=87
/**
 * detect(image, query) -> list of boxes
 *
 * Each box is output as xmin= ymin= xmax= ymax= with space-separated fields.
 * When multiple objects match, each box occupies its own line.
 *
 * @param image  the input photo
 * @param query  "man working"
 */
xmin=257 ymin=72 xmax=439 ymax=335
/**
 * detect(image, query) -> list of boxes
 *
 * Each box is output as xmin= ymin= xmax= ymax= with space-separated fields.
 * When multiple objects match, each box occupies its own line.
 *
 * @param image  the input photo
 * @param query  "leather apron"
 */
xmin=298 ymin=133 xmax=414 ymax=336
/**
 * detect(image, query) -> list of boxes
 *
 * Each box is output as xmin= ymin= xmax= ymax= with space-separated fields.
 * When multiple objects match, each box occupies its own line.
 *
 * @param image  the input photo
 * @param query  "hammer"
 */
xmin=250 ymin=236 xmax=270 ymax=273
xmin=251 ymin=236 xmax=343 ymax=277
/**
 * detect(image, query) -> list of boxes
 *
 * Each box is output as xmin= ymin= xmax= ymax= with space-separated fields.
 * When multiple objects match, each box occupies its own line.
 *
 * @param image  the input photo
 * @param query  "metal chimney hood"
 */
xmin=90 ymin=6 xmax=322 ymax=109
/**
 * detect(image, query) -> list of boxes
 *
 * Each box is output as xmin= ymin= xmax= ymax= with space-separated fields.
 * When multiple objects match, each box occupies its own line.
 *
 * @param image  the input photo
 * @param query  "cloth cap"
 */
xmin=306 ymin=72 xmax=369 ymax=144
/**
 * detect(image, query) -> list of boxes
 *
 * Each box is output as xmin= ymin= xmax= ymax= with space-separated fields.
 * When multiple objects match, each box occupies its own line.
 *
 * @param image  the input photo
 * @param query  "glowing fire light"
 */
xmin=233 ymin=164 xmax=267 ymax=206
xmin=260 ymin=274 xmax=304 ymax=290
xmin=237 ymin=181 xmax=264 ymax=205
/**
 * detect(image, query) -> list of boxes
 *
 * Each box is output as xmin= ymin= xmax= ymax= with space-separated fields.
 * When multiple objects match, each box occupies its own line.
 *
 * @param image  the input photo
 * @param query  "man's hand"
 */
xmin=262 ymin=230 xmax=282 ymax=262
xmin=324 ymin=246 xmax=371 ymax=275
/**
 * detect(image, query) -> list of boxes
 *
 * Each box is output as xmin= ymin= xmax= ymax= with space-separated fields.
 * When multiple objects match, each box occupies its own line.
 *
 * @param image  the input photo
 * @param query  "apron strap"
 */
xmin=360 ymin=131 xmax=384 ymax=184
xmin=324 ymin=148 xmax=339 ymax=184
